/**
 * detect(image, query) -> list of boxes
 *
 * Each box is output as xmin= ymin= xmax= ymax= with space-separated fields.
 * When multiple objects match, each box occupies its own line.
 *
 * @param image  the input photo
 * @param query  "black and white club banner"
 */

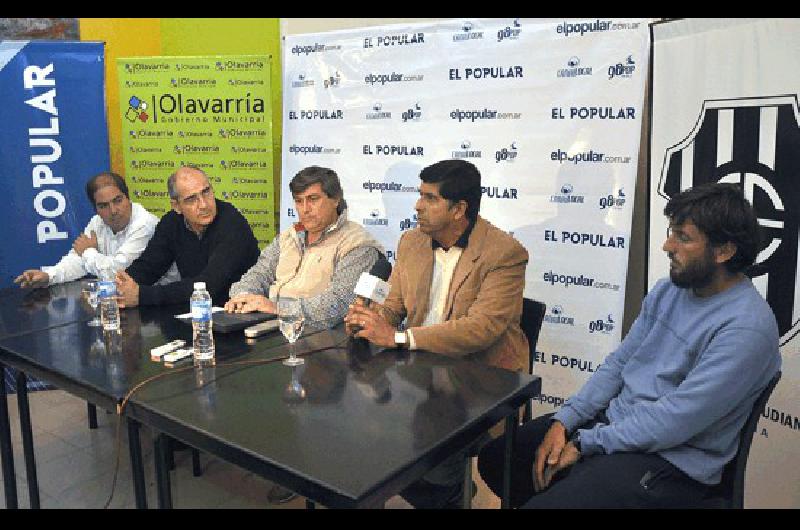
xmin=282 ymin=18 xmax=649 ymax=411
xmin=650 ymin=18 xmax=799 ymax=508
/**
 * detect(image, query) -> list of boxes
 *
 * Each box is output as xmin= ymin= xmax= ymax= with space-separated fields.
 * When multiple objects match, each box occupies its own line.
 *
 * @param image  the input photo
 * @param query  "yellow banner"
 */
xmin=117 ymin=55 xmax=275 ymax=246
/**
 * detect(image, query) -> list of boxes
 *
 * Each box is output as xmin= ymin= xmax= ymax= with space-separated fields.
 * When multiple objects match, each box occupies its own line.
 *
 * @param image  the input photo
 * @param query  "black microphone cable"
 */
xmin=102 ymin=334 xmax=351 ymax=509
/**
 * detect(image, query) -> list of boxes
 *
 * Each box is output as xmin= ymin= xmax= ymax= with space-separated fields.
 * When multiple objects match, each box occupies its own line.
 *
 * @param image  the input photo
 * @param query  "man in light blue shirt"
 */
xmin=478 ymin=183 xmax=781 ymax=508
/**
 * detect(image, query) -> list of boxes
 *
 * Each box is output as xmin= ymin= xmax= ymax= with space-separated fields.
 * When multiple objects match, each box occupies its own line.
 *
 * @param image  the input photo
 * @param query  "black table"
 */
xmin=128 ymin=329 xmax=541 ymax=508
xmin=0 ymin=282 xmax=291 ymax=508
xmin=0 ymin=282 xmax=105 ymax=341
xmin=0 ymin=282 xmax=95 ymax=509
xmin=1 ymin=282 xmax=541 ymax=509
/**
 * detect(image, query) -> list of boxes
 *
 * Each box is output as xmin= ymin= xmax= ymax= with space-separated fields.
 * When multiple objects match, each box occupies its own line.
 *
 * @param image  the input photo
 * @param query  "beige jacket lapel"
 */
xmin=409 ymin=236 xmax=435 ymax=327
xmin=443 ymin=217 xmax=487 ymax=319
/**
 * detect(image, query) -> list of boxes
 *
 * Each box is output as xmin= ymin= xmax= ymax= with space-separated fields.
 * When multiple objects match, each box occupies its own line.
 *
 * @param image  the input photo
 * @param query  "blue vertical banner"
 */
xmin=0 ymin=40 xmax=109 ymax=288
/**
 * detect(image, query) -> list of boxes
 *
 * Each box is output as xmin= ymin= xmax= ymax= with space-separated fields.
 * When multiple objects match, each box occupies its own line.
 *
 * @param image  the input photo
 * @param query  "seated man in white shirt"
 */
xmin=14 ymin=172 xmax=163 ymax=288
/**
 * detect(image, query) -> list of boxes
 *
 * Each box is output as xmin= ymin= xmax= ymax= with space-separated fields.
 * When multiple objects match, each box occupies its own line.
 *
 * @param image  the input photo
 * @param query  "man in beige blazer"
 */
xmin=345 ymin=159 xmax=529 ymax=507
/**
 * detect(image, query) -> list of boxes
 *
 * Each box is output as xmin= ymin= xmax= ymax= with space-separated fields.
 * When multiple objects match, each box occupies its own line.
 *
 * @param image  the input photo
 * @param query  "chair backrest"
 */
xmin=520 ymin=298 xmax=546 ymax=375
xmin=707 ymin=371 xmax=781 ymax=508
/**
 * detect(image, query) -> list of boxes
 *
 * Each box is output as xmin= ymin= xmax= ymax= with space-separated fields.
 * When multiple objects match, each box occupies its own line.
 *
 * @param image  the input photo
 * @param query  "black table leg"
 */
xmin=166 ymin=436 xmax=175 ymax=471
xmin=15 ymin=371 xmax=40 ymax=509
xmin=87 ymin=403 xmax=98 ymax=429
xmin=127 ymin=419 xmax=147 ymax=509
xmin=501 ymin=412 xmax=517 ymax=509
xmin=306 ymin=499 xmax=316 ymax=509
xmin=154 ymin=433 xmax=172 ymax=509
xmin=0 ymin=364 xmax=18 ymax=509
xmin=191 ymin=448 xmax=202 ymax=477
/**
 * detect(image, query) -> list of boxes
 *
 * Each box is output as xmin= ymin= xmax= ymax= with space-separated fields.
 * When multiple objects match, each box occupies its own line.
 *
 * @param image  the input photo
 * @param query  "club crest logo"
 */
xmin=659 ymin=95 xmax=800 ymax=344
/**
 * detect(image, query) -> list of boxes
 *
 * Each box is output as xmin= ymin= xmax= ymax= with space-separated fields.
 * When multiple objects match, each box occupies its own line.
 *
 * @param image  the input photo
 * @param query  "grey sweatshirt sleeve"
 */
xmin=553 ymin=297 xmax=653 ymax=433
xmin=301 ymin=246 xmax=381 ymax=332
xmin=228 ymin=237 xmax=281 ymax=298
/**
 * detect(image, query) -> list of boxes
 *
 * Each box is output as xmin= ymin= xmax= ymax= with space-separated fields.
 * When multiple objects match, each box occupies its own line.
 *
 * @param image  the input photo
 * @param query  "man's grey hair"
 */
xmin=168 ymin=164 xmax=209 ymax=200
xmin=289 ymin=166 xmax=346 ymax=214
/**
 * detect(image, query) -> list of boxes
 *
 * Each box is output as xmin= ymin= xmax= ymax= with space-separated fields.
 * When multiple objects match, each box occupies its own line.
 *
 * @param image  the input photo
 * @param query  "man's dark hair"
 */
xmin=664 ymin=182 xmax=761 ymax=274
xmin=289 ymin=166 xmax=346 ymax=214
xmin=85 ymin=172 xmax=129 ymax=208
xmin=419 ymin=159 xmax=482 ymax=222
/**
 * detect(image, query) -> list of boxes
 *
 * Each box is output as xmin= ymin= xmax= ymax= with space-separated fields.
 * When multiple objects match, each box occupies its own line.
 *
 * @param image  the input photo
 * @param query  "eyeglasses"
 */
xmin=179 ymin=185 xmax=214 ymax=207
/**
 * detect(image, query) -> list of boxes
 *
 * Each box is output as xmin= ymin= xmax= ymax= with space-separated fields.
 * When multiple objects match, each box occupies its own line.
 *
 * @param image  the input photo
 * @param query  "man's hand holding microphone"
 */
xmin=344 ymin=257 xmax=397 ymax=348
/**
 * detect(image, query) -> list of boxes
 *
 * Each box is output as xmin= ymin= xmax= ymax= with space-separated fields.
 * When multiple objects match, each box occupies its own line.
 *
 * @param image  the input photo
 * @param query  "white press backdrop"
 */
xmin=281 ymin=17 xmax=650 ymax=413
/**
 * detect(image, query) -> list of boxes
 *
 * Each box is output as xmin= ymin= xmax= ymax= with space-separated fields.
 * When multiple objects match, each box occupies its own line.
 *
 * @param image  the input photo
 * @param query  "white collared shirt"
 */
xmin=42 ymin=202 xmax=159 ymax=284
xmin=408 ymin=246 xmax=464 ymax=350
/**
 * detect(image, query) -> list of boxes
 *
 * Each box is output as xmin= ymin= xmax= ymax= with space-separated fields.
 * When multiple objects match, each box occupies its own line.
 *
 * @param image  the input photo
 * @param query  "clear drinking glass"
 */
xmin=283 ymin=365 xmax=307 ymax=404
xmin=278 ymin=297 xmax=305 ymax=366
xmin=82 ymin=279 xmax=102 ymax=327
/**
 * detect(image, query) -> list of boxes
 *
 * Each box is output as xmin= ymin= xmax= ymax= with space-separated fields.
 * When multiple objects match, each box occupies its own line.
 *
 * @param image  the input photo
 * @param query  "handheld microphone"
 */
xmin=351 ymin=257 xmax=392 ymax=336
xmin=353 ymin=257 xmax=392 ymax=308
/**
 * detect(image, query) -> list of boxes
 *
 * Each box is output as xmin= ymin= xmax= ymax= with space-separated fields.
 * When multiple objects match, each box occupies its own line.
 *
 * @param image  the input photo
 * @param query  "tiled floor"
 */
xmin=1 ymin=389 xmax=501 ymax=509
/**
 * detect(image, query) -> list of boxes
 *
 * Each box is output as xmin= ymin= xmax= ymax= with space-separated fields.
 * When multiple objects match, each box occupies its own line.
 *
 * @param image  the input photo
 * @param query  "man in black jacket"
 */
xmin=115 ymin=165 xmax=260 ymax=307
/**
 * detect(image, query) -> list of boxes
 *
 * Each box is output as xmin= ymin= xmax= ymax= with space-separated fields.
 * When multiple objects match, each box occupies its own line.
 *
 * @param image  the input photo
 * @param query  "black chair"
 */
xmin=166 ymin=437 xmax=203 ymax=477
xmin=520 ymin=298 xmax=546 ymax=423
xmin=462 ymin=297 xmax=546 ymax=508
xmin=698 ymin=371 xmax=781 ymax=509
xmin=85 ymin=406 xmax=202 ymax=477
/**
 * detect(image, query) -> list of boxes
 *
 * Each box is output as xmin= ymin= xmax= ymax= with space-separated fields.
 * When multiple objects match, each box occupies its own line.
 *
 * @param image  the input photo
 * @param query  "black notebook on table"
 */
xmin=176 ymin=310 xmax=276 ymax=333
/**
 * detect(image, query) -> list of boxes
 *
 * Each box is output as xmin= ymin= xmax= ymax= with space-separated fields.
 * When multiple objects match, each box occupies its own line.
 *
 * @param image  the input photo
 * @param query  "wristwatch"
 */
xmin=394 ymin=330 xmax=408 ymax=349
xmin=570 ymin=430 xmax=582 ymax=454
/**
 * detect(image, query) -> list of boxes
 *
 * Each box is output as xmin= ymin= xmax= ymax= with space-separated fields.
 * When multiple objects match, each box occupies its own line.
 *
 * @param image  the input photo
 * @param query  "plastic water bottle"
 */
xmin=195 ymin=365 xmax=217 ymax=413
xmin=98 ymin=268 xmax=120 ymax=331
xmin=191 ymin=282 xmax=215 ymax=366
